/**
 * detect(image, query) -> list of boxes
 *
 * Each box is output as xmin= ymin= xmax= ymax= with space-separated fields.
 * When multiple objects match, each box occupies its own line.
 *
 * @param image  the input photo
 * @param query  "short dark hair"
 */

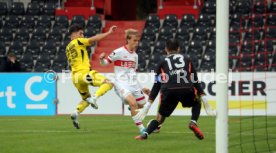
xmin=166 ymin=39 xmax=179 ymax=52
xmin=69 ymin=24 xmax=84 ymax=35
xmin=7 ymin=52 xmax=16 ymax=58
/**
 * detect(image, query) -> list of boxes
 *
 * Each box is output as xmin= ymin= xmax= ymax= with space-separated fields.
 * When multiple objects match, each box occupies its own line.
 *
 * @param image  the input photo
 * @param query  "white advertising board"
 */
xmin=56 ymin=73 xmax=122 ymax=115
xmin=57 ymin=72 xmax=276 ymax=116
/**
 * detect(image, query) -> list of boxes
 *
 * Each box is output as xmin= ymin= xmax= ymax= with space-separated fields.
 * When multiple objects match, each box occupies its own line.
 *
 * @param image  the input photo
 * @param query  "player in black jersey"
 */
xmin=135 ymin=39 xmax=210 ymax=140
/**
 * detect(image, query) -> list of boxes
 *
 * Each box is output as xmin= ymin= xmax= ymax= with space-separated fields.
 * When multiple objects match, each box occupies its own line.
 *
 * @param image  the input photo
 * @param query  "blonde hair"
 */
xmin=125 ymin=29 xmax=139 ymax=40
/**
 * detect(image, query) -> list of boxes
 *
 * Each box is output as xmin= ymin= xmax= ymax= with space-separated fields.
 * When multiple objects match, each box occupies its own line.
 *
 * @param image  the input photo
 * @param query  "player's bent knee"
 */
xmin=105 ymin=82 xmax=113 ymax=88
xmin=128 ymin=101 xmax=137 ymax=109
xmin=103 ymin=79 xmax=112 ymax=84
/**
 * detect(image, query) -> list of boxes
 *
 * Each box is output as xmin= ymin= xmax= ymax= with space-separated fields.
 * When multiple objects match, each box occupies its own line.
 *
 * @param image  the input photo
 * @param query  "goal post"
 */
xmin=216 ymin=0 xmax=229 ymax=153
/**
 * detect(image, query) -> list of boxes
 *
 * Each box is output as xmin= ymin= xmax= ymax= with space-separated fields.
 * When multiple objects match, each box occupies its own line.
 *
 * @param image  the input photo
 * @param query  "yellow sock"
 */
xmin=76 ymin=101 xmax=90 ymax=113
xmin=95 ymin=83 xmax=113 ymax=97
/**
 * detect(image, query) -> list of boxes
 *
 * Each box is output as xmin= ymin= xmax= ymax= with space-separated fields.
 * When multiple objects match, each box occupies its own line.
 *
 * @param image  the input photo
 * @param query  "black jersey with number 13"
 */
xmin=149 ymin=53 xmax=204 ymax=101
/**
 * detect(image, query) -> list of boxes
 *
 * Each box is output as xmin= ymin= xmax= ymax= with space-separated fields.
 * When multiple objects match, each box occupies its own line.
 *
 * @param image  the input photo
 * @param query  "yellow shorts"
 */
xmin=72 ymin=70 xmax=108 ymax=100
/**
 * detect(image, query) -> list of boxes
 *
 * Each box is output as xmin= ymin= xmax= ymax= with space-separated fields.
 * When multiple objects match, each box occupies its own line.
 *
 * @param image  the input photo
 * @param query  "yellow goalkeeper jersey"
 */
xmin=66 ymin=38 xmax=91 ymax=73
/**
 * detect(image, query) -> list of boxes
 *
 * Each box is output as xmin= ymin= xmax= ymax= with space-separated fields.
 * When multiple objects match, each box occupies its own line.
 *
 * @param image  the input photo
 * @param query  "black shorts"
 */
xmin=158 ymin=88 xmax=199 ymax=117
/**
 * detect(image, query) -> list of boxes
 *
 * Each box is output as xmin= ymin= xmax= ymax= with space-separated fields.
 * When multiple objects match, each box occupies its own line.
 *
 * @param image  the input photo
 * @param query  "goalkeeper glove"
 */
xmin=201 ymin=95 xmax=216 ymax=116
xmin=136 ymin=102 xmax=151 ymax=120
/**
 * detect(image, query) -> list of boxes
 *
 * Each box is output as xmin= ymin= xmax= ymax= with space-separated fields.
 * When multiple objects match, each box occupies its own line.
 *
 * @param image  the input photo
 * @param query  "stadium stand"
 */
xmin=10 ymin=2 xmax=25 ymax=16
xmin=20 ymin=52 xmax=34 ymax=72
xmin=158 ymin=27 xmax=174 ymax=42
xmin=26 ymin=40 xmax=41 ymax=60
xmin=0 ymin=42 xmax=6 ymax=56
xmin=71 ymin=15 xmax=85 ymax=27
xmin=141 ymin=27 xmax=157 ymax=45
xmin=8 ymin=40 xmax=24 ymax=59
xmin=162 ymin=14 xmax=178 ymax=33
xmin=26 ymin=2 xmax=40 ymax=16
xmin=20 ymin=15 xmax=36 ymax=31
xmin=0 ymin=27 xmax=13 ymax=44
xmin=0 ymin=0 xmax=275 ymax=73
xmin=0 ymin=2 xmax=8 ymax=16
xmin=54 ymin=15 xmax=69 ymax=32
xmin=144 ymin=14 xmax=160 ymax=33
xmin=87 ymin=15 xmax=102 ymax=30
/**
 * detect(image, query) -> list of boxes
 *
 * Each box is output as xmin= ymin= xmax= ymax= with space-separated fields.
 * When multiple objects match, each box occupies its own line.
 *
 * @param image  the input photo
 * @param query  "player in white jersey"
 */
xmin=99 ymin=29 xmax=150 ymax=134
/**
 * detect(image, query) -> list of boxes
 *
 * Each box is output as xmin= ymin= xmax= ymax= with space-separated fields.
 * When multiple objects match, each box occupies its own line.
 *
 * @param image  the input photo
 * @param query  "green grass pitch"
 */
xmin=0 ymin=116 xmax=275 ymax=153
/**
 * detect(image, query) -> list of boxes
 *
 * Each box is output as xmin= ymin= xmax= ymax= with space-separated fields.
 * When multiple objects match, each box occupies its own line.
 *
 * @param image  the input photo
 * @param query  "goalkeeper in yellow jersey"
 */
xmin=66 ymin=24 xmax=117 ymax=129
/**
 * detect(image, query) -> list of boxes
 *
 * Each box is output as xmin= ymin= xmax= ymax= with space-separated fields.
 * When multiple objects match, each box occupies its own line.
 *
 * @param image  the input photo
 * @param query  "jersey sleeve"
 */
xmin=107 ymin=50 xmax=120 ymax=63
xmin=189 ymin=59 xmax=205 ymax=95
xmin=77 ymin=38 xmax=90 ymax=46
xmin=148 ymin=61 xmax=163 ymax=101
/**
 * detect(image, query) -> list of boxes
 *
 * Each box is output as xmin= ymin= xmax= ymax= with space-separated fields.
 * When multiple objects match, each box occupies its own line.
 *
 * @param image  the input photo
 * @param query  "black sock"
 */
xmin=146 ymin=120 xmax=160 ymax=135
xmin=191 ymin=101 xmax=201 ymax=121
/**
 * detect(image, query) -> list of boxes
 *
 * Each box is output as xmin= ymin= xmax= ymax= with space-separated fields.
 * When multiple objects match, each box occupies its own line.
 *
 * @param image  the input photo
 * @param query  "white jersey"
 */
xmin=107 ymin=45 xmax=139 ymax=86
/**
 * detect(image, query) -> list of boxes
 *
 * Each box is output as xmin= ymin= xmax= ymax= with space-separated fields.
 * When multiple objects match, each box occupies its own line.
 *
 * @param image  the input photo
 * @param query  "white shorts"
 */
xmin=114 ymin=83 xmax=146 ymax=105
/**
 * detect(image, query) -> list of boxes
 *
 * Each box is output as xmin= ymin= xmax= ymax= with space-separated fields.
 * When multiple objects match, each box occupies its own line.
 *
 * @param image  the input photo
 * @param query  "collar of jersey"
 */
xmin=124 ymin=45 xmax=134 ymax=54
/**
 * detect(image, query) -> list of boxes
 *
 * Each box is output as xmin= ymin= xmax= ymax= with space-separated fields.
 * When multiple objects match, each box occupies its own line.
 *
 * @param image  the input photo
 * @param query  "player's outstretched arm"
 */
xmin=136 ymin=82 xmax=160 ymax=120
xmin=136 ymin=100 xmax=153 ymax=121
xmin=200 ymin=95 xmax=216 ymax=116
xmin=88 ymin=25 xmax=117 ymax=44
xmin=136 ymin=61 xmax=162 ymax=120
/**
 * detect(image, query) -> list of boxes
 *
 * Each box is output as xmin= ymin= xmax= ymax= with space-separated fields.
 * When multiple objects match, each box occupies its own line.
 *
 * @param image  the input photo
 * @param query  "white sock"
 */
xmin=132 ymin=114 xmax=145 ymax=131
xmin=92 ymin=94 xmax=98 ymax=99
xmin=86 ymin=95 xmax=97 ymax=104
